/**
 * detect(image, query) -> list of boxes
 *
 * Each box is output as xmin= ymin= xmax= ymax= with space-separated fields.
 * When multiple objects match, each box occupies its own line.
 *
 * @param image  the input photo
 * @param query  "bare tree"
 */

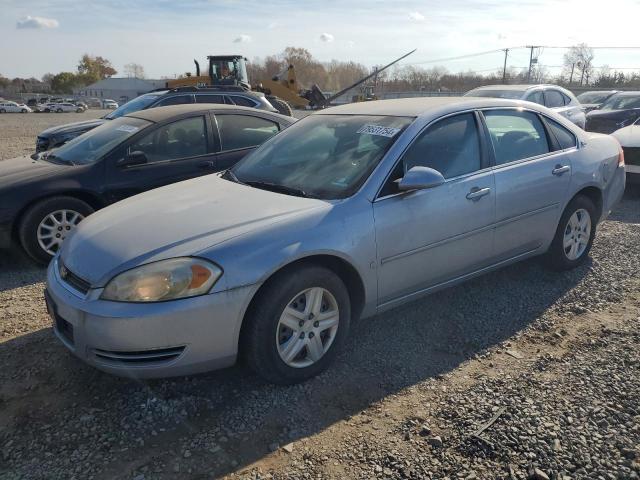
xmin=124 ymin=63 xmax=145 ymax=79
xmin=563 ymin=44 xmax=594 ymax=85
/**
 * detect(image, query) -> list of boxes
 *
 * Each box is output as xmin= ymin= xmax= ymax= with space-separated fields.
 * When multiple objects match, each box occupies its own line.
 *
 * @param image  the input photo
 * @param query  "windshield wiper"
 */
xmin=243 ymin=180 xmax=313 ymax=198
xmin=42 ymin=152 xmax=74 ymax=166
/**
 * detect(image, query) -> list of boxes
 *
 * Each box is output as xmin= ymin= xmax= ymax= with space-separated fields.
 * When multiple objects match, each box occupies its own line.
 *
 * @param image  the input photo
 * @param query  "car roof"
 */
xmin=315 ymin=97 xmax=540 ymax=117
xmin=124 ymin=103 xmax=294 ymax=123
xmin=471 ymin=84 xmax=562 ymax=91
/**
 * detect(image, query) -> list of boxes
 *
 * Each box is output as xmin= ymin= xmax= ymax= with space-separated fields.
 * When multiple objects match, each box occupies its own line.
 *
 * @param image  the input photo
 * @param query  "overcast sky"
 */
xmin=2 ymin=0 xmax=640 ymax=80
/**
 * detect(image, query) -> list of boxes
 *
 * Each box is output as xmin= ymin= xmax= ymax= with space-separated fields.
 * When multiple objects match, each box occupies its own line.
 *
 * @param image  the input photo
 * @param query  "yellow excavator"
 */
xmin=166 ymin=50 xmax=415 ymax=114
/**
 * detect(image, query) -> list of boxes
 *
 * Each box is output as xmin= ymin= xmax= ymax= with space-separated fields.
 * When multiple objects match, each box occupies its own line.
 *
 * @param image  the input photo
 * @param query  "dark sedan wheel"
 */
xmin=243 ymin=265 xmax=351 ymax=384
xmin=19 ymin=196 xmax=94 ymax=264
xmin=545 ymin=195 xmax=596 ymax=271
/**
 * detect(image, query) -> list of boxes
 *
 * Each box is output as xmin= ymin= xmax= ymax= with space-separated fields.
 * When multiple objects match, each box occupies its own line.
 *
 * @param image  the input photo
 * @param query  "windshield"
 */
xmin=230 ymin=114 xmax=413 ymax=199
xmin=577 ymin=92 xmax=613 ymax=104
xmin=48 ymin=117 xmax=150 ymax=165
xmin=600 ymin=94 xmax=640 ymax=111
xmin=104 ymin=93 xmax=163 ymax=119
xmin=465 ymin=89 xmax=526 ymax=99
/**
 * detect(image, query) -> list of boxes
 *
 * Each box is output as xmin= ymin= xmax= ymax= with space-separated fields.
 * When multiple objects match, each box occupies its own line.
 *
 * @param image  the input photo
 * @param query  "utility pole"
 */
xmin=526 ymin=45 xmax=538 ymax=83
xmin=502 ymin=48 xmax=509 ymax=84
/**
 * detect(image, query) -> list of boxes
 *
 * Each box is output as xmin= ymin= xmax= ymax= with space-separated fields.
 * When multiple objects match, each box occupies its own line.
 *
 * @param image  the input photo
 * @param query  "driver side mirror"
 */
xmin=118 ymin=150 xmax=148 ymax=168
xmin=398 ymin=166 xmax=445 ymax=191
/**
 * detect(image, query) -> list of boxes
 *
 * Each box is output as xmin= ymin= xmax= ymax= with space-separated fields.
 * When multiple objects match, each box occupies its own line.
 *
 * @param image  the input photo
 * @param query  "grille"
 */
xmin=623 ymin=147 xmax=640 ymax=167
xmin=36 ymin=136 xmax=50 ymax=152
xmin=93 ymin=346 xmax=186 ymax=366
xmin=59 ymin=261 xmax=91 ymax=295
xmin=55 ymin=314 xmax=74 ymax=345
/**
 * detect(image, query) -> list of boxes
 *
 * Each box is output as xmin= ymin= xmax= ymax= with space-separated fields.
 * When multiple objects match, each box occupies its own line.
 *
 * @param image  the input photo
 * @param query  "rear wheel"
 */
xmin=545 ymin=195 xmax=596 ymax=270
xmin=76 ymin=108 xmax=83 ymax=113
xmin=56 ymin=108 xmax=63 ymax=113
xmin=0 ymin=109 xmax=5 ymax=113
xmin=269 ymin=97 xmax=293 ymax=117
xmin=19 ymin=196 xmax=94 ymax=264
xmin=243 ymin=265 xmax=351 ymax=384
xmin=21 ymin=109 xmax=27 ymax=113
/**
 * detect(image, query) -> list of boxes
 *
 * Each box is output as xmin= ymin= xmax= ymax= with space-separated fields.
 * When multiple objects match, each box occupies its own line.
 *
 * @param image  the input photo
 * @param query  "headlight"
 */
xmin=101 ymin=257 xmax=222 ymax=302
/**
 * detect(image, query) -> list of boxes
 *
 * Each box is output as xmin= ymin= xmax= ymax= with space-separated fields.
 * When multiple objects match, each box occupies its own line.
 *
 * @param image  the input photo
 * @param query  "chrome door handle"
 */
xmin=466 ymin=187 xmax=491 ymax=201
xmin=552 ymin=165 xmax=570 ymax=176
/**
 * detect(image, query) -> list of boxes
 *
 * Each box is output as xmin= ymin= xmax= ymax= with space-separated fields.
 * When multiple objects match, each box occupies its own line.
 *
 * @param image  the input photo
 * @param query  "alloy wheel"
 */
xmin=276 ymin=287 xmax=340 ymax=368
xmin=563 ymin=208 xmax=591 ymax=261
xmin=37 ymin=209 xmax=85 ymax=256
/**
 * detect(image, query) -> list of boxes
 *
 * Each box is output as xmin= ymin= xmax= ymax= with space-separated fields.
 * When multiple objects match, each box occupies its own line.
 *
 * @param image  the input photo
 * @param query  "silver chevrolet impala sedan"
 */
xmin=45 ymin=97 xmax=626 ymax=384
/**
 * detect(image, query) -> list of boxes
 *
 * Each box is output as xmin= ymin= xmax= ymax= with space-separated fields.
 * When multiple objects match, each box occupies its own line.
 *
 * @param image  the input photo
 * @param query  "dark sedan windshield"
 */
xmin=464 ymin=89 xmax=525 ymax=99
xmin=577 ymin=91 xmax=614 ymax=104
xmin=231 ymin=114 xmax=413 ymax=199
xmin=600 ymin=94 xmax=640 ymax=111
xmin=49 ymin=117 xmax=150 ymax=165
xmin=103 ymin=93 xmax=164 ymax=119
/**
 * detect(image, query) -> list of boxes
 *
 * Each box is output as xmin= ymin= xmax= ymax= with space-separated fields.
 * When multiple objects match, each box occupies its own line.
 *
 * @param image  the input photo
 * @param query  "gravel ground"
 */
xmin=0 ymin=109 xmax=111 ymax=160
xmin=0 ymin=112 xmax=639 ymax=479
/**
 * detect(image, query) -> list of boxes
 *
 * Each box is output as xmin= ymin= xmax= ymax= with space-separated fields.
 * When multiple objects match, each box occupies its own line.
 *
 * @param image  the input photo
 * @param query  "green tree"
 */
xmin=77 ymin=54 xmax=117 ymax=83
xmin=50 ymin=72 xmax=79 ymax=93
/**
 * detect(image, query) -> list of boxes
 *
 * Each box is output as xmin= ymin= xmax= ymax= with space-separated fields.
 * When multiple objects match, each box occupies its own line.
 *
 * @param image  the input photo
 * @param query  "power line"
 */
xmin=405 ymin=48 xmax=508 ymax=66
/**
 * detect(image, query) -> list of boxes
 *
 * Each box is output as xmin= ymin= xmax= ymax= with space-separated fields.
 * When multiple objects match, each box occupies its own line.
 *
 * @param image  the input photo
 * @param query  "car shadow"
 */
xmin=0 ymin=255 xmax=590 ymax=479
xmin=0 ymin=246 xmax=46 ymax=293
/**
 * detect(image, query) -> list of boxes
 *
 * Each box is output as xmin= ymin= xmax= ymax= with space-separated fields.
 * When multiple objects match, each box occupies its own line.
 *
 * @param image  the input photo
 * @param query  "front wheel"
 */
xmin=19 ymin=196 xmax=94 ymax=264
xmin=56 ymin=108 xmax=63 ymax=113
xmin=243 ymin=265 xmax=351 ymax=384
xmin=544 ymin=195 xmax=597 ymax=270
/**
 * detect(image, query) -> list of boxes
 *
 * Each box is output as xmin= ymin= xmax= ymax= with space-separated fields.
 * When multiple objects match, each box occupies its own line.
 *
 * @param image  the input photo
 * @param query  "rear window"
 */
xmin=544 ymin=90 xmax=565 ymax=108
xmin=546 ymin=119 xmax=577 ymax=150
xmin=229 ymin=95 xmax=257 ymax=107
xmin=464 ymin=89 xmax=525 ymax=100
xmin=600 ymin=94 xmax=640 ymax=110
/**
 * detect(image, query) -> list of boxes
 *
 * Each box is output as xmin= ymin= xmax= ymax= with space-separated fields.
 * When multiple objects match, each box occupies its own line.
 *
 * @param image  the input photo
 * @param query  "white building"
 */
xmin=74 ymin=77 xmax=167 ymax=105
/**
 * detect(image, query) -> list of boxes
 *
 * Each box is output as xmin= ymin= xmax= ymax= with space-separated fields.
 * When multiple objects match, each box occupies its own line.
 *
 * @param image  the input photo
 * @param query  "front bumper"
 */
xmin=45 ymin=258 xmax=256 ymax=378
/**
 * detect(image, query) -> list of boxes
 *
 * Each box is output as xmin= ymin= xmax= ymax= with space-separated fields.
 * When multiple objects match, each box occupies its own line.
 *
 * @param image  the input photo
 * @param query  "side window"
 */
xmin=483 ymin=110 xmax=550 ymax=165
xmin=526 ymin=91 xmax=544 ymax=105
xmin=560 ymin=92 xmax=573 ymax=106
xmin=216 ymin=115 xmax=279 ymax=151
xmin=195 ymin=94 xmax=224 ymax=104
xmin=546 ymin=119 xmax=577 ymax=150
xmin=154 ymin=95 xmax=193 ymax=107
xmin=401 ymin=113 xmax=481 ymax=179
xmin=544 ymin=90 xmax=564 ymax=108
xmin=228 ymin=95 xmax=257 ymax=107
xmin=129 ymin=116 xmax=207 ymax=163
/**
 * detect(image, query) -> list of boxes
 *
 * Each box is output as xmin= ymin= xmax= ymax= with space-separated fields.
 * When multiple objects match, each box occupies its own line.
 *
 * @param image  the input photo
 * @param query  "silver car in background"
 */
xmin=465 ymin=84 xmax=587 ymax=129
xmin=45 ymin=97 xmax=625 ymax=384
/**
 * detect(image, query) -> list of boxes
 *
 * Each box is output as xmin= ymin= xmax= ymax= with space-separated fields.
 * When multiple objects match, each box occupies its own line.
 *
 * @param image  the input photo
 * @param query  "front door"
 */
xmin=105 ymin=114 xmax=216 ymax=203
xmin=373 ymin=112 xmax=496 ymax=307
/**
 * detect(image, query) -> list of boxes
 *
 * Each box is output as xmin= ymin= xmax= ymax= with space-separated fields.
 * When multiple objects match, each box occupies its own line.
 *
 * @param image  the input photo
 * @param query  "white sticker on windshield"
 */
xmin=115 ymin=125 xmax=139 ymax=133
xmin=357 ymin=124 xmax=401 ymax=137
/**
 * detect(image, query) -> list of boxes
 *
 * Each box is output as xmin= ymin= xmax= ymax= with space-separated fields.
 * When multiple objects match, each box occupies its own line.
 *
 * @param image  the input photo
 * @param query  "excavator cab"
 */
xmin=207 ymin=55 xmax=250 ymax=90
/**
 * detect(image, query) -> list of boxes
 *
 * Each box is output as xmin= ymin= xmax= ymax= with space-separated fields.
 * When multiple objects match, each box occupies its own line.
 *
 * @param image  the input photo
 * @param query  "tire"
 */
xmin=19 ymin=196 xmax=94 ymax=265
xmin=76 ymin=108 xmax=83 ymax=113
xmin=269 ymin=97 xmax=293 ymax=117
xmin=56 ymin=108 xmax=63 ymax=113
xmin=0 ymin=109 xmax=5 ymax=113
xmin=21 ymin=109 xmax=27 ymax=113
xmin=544 ymin=195 xmax=597 ymax=271
xmin=243 ymin=265 xmax=351 ymax=385
xmin=44 ymin=108 xmax=51 ymax=113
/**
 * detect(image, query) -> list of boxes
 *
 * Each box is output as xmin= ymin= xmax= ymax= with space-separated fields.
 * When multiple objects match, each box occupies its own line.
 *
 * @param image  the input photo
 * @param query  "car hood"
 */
xmin=39 ymin=118 xmax=107 ymax=137
xmin=60 ymin=175 xmax=329 ymax=286
xmin=612 ymin=125 xmax=640 ymax=147
xmin=0 ymin=156 xmax=68 ymax=189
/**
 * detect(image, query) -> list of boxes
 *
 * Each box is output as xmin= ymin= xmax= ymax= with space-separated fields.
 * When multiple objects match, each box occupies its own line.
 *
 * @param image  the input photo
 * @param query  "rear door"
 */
xmin=483 ymin=108 xmax=574 ymax=260
xmin=213 ymin=113 xmax=281 ymax=170
xmin=104 ymin=113 xmax=217 ymax=203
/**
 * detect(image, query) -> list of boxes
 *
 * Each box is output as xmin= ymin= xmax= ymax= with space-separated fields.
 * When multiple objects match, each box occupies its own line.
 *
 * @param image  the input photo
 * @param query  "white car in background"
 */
xmin=102 ymin=99 xmax=118 ymax=109
xmin=465 ymin=84 xmax=587 ymax=129
xmin=49 ymin=102 xmax=85 ymax=113
xmin=612 ymin=117 xmax=640 ymax=185
xmin=0 ymin=101 xmax=32 ymax=113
